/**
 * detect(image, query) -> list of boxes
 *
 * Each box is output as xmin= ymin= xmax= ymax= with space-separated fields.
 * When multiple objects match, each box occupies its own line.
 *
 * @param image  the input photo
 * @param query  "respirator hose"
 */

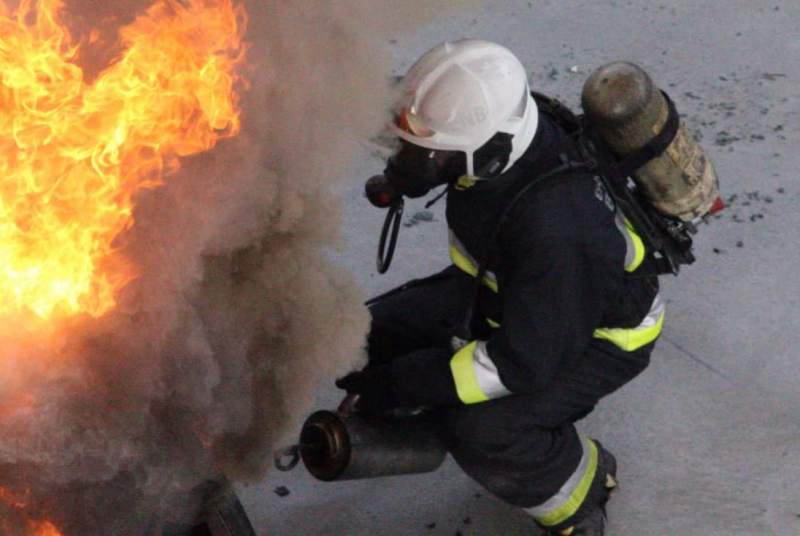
xmin=377 ymin=200 xmax=404 ymax=274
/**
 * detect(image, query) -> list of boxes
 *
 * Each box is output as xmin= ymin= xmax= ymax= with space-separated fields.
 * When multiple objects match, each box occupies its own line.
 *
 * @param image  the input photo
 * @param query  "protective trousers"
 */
xmin=367 ymin=266 xmax=654 ymax=528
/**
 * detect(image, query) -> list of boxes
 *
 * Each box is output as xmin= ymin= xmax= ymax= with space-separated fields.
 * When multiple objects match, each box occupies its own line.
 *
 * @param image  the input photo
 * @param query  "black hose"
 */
xmin=377 ymin=200 xmax=404 ymax=274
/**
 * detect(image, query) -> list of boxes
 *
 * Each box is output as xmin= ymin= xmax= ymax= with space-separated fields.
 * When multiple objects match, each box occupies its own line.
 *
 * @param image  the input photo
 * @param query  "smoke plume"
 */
xmin=0 ymin=0 xmax=474 ymax=534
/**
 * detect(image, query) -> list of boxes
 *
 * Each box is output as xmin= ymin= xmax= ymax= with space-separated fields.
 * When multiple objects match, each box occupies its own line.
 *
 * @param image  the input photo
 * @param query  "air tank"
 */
xmin=581 ymin=61 xmax=720 ymax=221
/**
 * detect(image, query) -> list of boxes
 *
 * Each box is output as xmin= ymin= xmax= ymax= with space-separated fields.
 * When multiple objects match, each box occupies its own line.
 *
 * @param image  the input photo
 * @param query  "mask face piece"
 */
xmin=384 ymin=140 xmax=467 ymax=198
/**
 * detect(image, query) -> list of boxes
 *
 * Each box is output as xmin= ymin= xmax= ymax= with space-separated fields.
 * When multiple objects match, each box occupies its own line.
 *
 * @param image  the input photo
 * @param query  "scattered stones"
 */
xmin=404 ymin=210 xmax=435 ymax=227
xmin=722 ymin=189 xmax=779 ymax=226
xmin=273 ymin=486 xmax=290 ymax=498
xmin=715 ymin=131 xmax=741 ymax=146
xmin=710 ymin=186 xmax=783 ymax=254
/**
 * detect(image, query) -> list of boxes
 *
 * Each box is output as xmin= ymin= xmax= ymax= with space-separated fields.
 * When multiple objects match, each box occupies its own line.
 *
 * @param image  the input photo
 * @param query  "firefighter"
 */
xmin=336 ymin=39 xmax=663 ymax=536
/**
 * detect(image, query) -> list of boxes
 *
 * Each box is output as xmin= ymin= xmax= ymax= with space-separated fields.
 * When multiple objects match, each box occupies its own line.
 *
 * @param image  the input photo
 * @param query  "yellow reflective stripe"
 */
xmin=594 ymin=308 xmax=665 ymax=351
xmin=535 ymin=440 xmax=599 ymax=527
xmin=624 ymin=218 xmax=646 ymax=273
xmin=488 ymin=317 xmax=661 ymax=352
xmin=450 ymin=342 xmax=491 ymax=405
xmin=455 ymin=175 xmax=476 ymax=190
xmin=449 ymin=245 xmax=499 ymax=293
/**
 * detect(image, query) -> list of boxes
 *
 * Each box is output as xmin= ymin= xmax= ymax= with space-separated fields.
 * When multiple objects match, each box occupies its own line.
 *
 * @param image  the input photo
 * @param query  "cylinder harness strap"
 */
xmin=614 ymin=91 xmax=681 ymax=179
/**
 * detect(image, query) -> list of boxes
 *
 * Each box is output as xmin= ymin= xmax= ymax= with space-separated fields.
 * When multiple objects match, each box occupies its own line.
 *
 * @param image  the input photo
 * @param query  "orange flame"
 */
xmin=0 ymin=0 xmax=247 ymax=320
xmin=0 ymin=487 xmax=30 ymax=510
xmin=0 ymin=487 xmax=64 ymax=536
xmin=30 ymin=520 xmax=63 ymax=536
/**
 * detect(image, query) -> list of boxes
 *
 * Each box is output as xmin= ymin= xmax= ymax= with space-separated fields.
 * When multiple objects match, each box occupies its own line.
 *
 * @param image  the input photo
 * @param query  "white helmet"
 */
xmin=391 ymin=39 xmax=538 ymax=182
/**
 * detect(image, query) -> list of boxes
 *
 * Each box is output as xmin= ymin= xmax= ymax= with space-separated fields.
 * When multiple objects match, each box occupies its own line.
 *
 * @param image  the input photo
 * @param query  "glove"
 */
xmin=336 ymin=348 xmax=462 ymax=413
xmin=335 ymin=365 xmax=399 ymax=414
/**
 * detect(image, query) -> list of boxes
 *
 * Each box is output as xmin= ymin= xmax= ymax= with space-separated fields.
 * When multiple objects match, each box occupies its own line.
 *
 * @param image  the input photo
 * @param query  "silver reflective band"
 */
xmin=594 ymin=293 xmax=665 ymax=352
xmin=472 ymin=341 xmax=513 ymax=400
xmin=525 ymin=435 xmax=596 ymax=525
xmin=641 ymin=293 xmax=665 ymax=328
xmin=613 ymin=209 xmax=645 ymax=272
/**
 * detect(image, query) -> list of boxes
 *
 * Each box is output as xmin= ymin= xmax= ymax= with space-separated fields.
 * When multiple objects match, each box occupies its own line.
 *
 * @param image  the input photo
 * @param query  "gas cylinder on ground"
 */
xmin=296 ymin=394 xmax=447 ymax=481
xmin=581 ymin=61 xmax=720 ymax=221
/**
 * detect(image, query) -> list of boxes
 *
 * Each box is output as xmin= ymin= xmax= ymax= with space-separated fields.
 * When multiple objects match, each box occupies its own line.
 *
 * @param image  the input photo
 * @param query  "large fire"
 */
xmin=0 ymin=0 xmax=247 ymax=534
xmin=0 ymin=0 xmax=247 ymax=321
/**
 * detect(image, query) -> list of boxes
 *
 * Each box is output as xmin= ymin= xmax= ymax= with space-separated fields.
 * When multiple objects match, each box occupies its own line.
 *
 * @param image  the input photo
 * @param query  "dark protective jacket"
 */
xmin=389 ymin=110 xmax=663 ymax=407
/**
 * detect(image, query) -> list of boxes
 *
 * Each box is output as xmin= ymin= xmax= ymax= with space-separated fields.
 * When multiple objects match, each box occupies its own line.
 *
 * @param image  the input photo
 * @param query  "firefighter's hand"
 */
xmin=335 ymin=366 xmax=399 ymax=414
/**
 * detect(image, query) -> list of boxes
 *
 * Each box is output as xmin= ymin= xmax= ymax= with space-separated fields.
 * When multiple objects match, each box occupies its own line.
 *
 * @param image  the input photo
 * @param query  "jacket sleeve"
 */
xmin=449 ymin=179 xmax=625 ymax=404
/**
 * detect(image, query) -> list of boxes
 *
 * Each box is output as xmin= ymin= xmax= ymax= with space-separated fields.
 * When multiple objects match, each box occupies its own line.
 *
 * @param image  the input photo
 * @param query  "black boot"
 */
xmin=545 ymin=441 xmax=618 ymax=536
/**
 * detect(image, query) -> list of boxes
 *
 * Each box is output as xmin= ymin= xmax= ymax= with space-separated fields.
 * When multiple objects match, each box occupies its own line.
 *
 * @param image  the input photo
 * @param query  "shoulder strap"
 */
xmin=531 ymin=92 xmax=601 ymax=171
xmin=451 ymin=157 xmax=589 ymax=348
xmin=531 ymin=91 xmax=582 ymax=135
